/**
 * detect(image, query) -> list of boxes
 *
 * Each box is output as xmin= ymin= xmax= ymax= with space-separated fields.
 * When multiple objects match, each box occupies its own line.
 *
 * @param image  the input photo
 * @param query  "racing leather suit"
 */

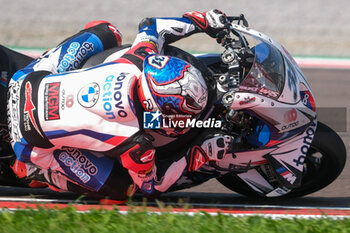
xmin=7 ymin=10 xmax=231 ymax=200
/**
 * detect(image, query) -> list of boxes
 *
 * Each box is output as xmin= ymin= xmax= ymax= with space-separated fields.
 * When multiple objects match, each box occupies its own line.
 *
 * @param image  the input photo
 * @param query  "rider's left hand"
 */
xmin=187 ymin=132 xmax=235 ymax=172
xmin=200 ymin=134 xmax=234 ymax=161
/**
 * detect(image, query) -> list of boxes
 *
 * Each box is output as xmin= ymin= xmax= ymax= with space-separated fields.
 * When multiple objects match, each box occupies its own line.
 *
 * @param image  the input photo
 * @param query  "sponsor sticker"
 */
xmin=101 ymin=72 xmax=129 ymax=119
xmin=300 ymin=90 xmax=316 ymax=111
xmin=77 ymin=82 xmax=100 ymax=108
xmin=284 ymin=109 xmax=297 ymax=123
xmin=293 ymin=121 xmax=316 ymax=168
xmin=188 ymin=145 xmax=209 ymax=172
xmin=60 ymin=89 xmax=74 ymax=110
xmin=54 ymin=147 xmax=114 ymax=191
xmin=239 ymin=96 xmax=256 ymax=105
xmin=23 ymin=81 xmax=43 ymax=137
xmin=57 ymin=41 xmax=94 ymax=73
xmin=44 ymin=82 xmax=60 ymax=120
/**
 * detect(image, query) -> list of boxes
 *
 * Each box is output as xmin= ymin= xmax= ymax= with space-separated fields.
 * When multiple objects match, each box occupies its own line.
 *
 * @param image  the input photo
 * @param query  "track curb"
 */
xmin=1 ymin=200 xmax=350 ymax=219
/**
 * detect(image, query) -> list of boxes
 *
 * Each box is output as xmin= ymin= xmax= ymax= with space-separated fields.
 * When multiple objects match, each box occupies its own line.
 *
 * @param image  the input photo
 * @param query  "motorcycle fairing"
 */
xmin=237 ymin=169 xmax=274 ymax=194
xmin=238 ymin=121 xmax=316 ymax=195
xmin=265 ymin=152 xmax=302 ymax=188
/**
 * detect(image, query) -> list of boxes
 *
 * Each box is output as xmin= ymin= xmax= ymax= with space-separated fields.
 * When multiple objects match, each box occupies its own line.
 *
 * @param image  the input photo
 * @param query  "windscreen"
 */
xmin=239 ymin=39 xmax=285 ymax=99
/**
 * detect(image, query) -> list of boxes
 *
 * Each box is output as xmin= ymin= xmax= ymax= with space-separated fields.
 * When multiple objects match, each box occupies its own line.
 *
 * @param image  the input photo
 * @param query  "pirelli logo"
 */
xmin=44 ymin=82 xmax=60 ymax=121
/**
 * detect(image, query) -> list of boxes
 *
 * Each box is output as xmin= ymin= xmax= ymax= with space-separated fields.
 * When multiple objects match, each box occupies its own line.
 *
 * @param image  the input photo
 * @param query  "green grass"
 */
xmin=0 ymin=206 xmax=350 ymax=233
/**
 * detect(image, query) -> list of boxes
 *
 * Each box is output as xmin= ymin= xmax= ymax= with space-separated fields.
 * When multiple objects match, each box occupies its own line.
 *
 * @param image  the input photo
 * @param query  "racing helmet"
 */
xmin=138 ymin=55 xmax=208 ymax=136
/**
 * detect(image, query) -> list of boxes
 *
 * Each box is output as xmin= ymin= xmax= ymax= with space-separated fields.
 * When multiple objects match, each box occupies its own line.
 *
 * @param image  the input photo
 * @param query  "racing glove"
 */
xmin=183 ymin=9 xmax=229 ymax=38
xmin=187 ymin=132 xmax=234 ymax=172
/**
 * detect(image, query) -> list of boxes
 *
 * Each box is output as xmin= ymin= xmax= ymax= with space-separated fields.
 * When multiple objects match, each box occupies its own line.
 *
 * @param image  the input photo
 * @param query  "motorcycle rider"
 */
xmin=6 ymin=9 xmax=234 ymax=202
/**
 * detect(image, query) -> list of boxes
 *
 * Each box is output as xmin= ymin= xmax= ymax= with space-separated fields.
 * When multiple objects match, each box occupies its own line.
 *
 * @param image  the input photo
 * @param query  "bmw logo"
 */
xmin=77 ymin=82 xmax=100 ymax=108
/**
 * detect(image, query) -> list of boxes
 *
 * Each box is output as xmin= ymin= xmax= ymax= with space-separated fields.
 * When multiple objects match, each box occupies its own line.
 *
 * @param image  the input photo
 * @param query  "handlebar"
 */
xmin=213 ymin=14 xmax=257 ymax=136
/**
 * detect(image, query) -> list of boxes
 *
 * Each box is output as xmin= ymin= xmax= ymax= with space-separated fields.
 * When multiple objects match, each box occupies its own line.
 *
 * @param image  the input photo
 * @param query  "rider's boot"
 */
xmin=85 ymin=20 xmax=122 ymax=47
xmin=9 ymin=158 xmax=72 ymax=191
xmin=10 ymin=158 xmax=49 ymax=188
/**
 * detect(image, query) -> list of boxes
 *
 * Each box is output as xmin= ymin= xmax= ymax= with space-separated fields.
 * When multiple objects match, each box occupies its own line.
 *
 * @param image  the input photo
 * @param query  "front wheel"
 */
xmin=216 ymin=121 xmax=347 ymax=198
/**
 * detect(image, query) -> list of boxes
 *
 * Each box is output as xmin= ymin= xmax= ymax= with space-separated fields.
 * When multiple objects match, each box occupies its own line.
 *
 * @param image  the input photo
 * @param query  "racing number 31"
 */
xmin=149 ymin=56 xmax=169 ymax=69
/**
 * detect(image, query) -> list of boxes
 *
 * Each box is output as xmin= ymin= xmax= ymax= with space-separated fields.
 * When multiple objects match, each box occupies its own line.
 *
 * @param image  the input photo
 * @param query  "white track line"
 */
xmin=1 ymin=196 xmax=350 ymax=219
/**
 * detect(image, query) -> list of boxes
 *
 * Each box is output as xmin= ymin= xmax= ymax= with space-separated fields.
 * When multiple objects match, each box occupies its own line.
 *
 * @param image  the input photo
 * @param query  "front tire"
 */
xmin=216 ymin=122 xmax=347 ymax=198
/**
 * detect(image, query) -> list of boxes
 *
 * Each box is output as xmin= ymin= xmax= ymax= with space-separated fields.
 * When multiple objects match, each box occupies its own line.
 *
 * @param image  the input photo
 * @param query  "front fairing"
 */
xmin=233 ymin=24 xmax=315 ymax=105
xmin=228 ymin=25 xmax=317 ymax=147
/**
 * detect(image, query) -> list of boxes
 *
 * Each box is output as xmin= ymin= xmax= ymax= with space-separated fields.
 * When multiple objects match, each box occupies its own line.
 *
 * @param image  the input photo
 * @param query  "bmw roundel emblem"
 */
xmin=77 ymin=82 xmax=100 ymax=108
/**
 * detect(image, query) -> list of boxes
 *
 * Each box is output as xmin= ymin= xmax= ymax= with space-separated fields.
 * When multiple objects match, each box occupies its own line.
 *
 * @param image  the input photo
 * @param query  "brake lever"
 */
xmin=227 ymin=14 xmax=249 ymax=27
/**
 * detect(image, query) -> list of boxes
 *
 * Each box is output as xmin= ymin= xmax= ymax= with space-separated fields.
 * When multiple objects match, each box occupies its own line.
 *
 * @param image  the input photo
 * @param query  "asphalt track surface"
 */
xmin=0 ymin=68 xmax=349 ymax=210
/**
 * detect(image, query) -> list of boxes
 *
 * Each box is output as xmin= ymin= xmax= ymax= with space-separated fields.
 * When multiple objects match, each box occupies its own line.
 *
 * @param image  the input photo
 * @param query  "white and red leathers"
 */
xmin=7 ymin=10 xmax=231 ymax=200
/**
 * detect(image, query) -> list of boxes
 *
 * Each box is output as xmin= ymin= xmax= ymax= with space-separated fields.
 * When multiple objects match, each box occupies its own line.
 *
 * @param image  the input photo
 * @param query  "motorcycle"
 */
xmin=0 ymin=15 xmax=346 ymax=198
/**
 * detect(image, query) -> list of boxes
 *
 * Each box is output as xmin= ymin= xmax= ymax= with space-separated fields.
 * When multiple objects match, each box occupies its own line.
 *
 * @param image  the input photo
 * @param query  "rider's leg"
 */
xmin=66 ymin=160 xmax=134 ymax=202
xmin=24 ymin=21 xmax=123 ymax=75
xmin=10 ymin=148 xmax=134 ymax=202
